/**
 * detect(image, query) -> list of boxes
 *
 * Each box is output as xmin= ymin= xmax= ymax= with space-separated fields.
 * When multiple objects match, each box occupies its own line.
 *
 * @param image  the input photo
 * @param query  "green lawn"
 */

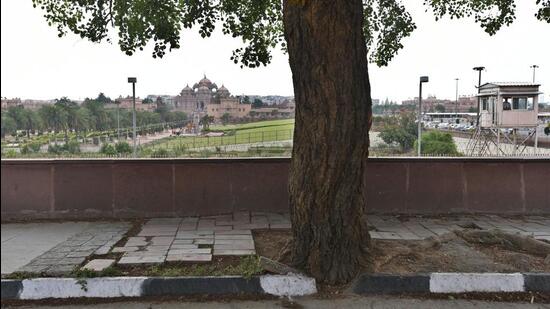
xmin=146 ymin=119 xmax=295 ymax=151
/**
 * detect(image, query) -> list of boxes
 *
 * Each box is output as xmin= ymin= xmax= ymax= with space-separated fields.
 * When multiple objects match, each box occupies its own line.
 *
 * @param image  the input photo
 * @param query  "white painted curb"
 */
xmin=430 ymin=273 xmax=524 ymax=293
xmin=260 ymin=273 xmax=317 ymax=296
xmin=20 ymin=277 xmax=147 ymax=300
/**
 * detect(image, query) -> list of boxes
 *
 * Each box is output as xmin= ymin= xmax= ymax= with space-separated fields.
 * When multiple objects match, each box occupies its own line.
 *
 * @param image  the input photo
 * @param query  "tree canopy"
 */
xmin=32 ymin=0 xmax=547 ymax=67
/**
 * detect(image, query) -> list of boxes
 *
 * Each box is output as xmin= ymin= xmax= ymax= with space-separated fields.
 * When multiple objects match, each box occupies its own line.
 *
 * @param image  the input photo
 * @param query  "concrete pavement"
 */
xmin=3 ymin=295 xmax=549 ymax=308
xmin=1 ymin=223 xmax=99 ymax=275
xmin=1 ymin=222 xmax=130 ymax=275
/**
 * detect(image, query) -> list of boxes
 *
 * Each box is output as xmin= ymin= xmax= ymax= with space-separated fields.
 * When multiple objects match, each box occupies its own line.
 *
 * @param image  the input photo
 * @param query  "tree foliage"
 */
xmin=379 ymin=112 xmax=417 ymax=151
xmin=32 ymin=0 xmax=547 ymax=67
xmin=415 ymin=130 xmax=459 ymax=156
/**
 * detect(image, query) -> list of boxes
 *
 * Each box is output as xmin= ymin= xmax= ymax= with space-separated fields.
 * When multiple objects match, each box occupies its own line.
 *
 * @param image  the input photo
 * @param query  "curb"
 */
xmin=352 ymin=273 xmax=550 ymax=294
xmin=1 ymin=274 xmax=316 ymax=300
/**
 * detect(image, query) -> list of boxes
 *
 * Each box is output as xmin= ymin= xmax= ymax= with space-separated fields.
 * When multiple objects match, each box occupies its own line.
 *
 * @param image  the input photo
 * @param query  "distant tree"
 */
xmin=435 ymin=104 xmax=446 ymax=113
xmin=6 ymin=106 xmax=25 ymax=131
xmin=55 ymin=97 xmax=79 ymax=141
xmin=221 ymin=113 xmax=231 ymax=125
xmin=243 ymin=96 xmax=251 ymax=104
xmin=39 ymin=104 xmax=68 ymax=134
xmin=200 ymin=115 xmax=214 ymax=130
xmin=96 ymin=92 xmax=112 ymax=104
xmin=252 ymin=98 xmax=264 ymax=108
xmin=21 ymin=109 xmax=43 ymax=137
xmin=415 ymin=131 xmax=459 ymax=156
xmin=142 ymin=98 xmax=154 ymax=104
xmin=379 ymin=112 xmax=417 ymax=151
xmin=1 ymin=114 xmax=17 ymax=138
xmin=172 ymin=112 xmax=188 ymax=123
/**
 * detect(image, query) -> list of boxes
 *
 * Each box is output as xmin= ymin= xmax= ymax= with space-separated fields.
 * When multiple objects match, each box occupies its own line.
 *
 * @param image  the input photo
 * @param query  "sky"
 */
xmin=1 ymin=1 xmax=549 ymax=103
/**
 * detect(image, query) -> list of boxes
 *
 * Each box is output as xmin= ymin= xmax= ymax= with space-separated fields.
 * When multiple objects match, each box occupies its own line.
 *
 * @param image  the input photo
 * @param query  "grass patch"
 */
xmin=71 ymin=266 xmax=123 ymax=278
xmin=143 ymin=255 xmax=263 ymax=279
xmin=3 ymin=271 xmax=37 ymax=280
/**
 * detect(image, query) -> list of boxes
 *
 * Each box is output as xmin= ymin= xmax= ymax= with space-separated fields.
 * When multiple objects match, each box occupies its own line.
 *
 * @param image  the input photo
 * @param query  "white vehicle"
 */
xmin=438 ymin=123 xmax=449 ymax=129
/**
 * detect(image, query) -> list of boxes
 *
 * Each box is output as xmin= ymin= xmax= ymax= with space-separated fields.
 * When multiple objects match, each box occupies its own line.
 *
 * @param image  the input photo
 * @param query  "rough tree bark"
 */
xmin=283 ymin=0 xmax=373 ymax=284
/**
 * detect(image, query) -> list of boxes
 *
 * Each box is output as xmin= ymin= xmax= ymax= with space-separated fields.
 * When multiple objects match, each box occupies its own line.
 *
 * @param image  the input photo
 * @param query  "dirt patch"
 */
xmin=372 ymin=232 xmax=550 ymax=274
xmin=252 ymin=229 xmax=549 ymax=274
xmin=253 ymin=229 xmax=292 ymax=264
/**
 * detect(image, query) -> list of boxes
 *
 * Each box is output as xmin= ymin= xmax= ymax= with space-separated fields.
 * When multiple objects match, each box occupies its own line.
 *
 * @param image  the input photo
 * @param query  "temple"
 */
xmin=174 ymin=75 xmax=251 ymax=119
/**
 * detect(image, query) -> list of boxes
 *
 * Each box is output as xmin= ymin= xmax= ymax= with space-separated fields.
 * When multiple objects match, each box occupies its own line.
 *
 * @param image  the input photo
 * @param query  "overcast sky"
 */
xmin=1 ymin=1 xmax=549 ymax=103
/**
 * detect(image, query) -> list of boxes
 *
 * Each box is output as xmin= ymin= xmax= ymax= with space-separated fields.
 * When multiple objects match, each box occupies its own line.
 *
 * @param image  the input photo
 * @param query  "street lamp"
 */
xmin=531 ymin=65 xmax=539 ymax=83
xmin=455 ymin=78 xmax=459 ymax=123
xmin=473 ymin=66 xmax=485 ymax=126
xmin=418 ymin=76 xmax=429 ymax=157
xmin=116 ymin=100 xmax=121 ymax=141
xmin=128 ymin=77 xmax=137 ymax=157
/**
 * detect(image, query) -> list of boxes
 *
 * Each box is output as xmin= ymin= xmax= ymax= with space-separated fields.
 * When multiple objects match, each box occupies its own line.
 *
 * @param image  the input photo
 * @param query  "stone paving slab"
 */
xmin=13 ymin=222 xmax=130 ymax=276
xmin=82 ymin=259 xmax=115 ymax=272
xmin=105 ymin=213 xmax=549 ymax=266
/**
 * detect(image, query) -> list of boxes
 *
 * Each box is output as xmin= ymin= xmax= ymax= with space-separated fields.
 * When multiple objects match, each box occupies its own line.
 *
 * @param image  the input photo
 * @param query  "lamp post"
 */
xmin=455 ymin=78 xmax=459 ymax=123
xmin=418 ymin=76 xmax=429 ymax=157
xmin=128 ymin=77 xmax=137 ymax=157
xmin=530 ymin=64 xmax=539 ymax=83
xmin=116 ymin=100 xmax=121 ymax=141
xmin=473 ymin=66 xmax=485 ymax=126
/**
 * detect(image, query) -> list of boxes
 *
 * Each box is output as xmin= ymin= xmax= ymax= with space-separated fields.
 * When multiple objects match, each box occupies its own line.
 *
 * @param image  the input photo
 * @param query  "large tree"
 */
xmin=32 ymin=0 xmax=549 ymax=283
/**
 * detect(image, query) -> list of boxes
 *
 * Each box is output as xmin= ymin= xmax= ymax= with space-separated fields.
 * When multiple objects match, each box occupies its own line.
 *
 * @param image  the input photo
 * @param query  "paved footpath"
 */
xmin=4 ymin=295 xmax=549 ymax=309
xmin=1 ymin=222 xmax=130 ymax=276
xmin=2 ymin=213 xmax=549 ymax=275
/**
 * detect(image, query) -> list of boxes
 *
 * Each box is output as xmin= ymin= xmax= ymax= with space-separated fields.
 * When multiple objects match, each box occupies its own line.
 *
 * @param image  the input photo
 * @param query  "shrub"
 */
xmin=115 ymin=142 xmax=132 ymax=154
xmin=100 ymin=144 xmax=117 ymax=156
xmin=415 ymin=131 xmax=459 ymax=156
xmin=65 ymin=140 xmax=81 ymax=154
xmin=47 ymin=144 xmax=64 ymax=154
xmin=2 ymin=149 xmax=17 ymax=158
xmin=151 ymin=148 xmax=169 ymax=157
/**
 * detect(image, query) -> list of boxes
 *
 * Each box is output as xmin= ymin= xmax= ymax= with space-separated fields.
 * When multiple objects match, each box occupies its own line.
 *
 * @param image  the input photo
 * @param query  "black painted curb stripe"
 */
xmin=524 ymin=273 xmax=550 ymax=293
xmin=1 ymin=280 xmax=22 ymax=300
xmin=351 ymin=274 xmax=430 ymax=294
xmin=142 ymin=277 xmax=262 ymax=296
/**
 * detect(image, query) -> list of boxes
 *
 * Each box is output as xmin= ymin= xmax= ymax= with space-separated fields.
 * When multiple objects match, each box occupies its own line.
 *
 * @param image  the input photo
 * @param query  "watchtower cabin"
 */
xmin=467 ymin=82 xmax=541 ymax=156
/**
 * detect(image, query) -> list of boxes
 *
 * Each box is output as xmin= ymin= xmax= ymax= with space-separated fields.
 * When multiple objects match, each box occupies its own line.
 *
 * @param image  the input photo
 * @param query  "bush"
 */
xmin=151 ymin=148 xmax=170 ymax=157
xmin=47 ymin=144 xmax=63 ymax=154
xmin=100 ymin=144 xmax=117 ymax=156
xmin=415 ymin=131 xmax=459 ymax=156
xmin=65 ymin=140 xmax=81 ymax=154
xmin=115 ymin=142 xmax=132 ymax=154
xmin=21 ymin=142 xmax=42 ymax=154
xmin=2 ymin=149 xmax=17 ymax=158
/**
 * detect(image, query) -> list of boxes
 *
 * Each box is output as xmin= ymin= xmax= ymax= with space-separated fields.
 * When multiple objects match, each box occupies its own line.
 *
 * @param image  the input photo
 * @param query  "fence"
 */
xmin=3 ymin=127 xmax=550 ymax=159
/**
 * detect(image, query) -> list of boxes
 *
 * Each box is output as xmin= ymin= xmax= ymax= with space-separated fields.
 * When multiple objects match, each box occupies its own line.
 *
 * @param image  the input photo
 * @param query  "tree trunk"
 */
xmin=283 ymin=0 xmax=372 ymax=284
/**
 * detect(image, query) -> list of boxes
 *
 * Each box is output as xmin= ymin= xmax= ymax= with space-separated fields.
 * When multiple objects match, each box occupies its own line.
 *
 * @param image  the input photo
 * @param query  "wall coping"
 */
xmin=1 ymin=156 xmax=549 ymax=165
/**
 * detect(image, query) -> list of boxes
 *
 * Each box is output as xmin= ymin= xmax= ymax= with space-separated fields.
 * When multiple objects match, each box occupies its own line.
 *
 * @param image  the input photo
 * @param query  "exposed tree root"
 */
xmin=455 ymin=229 xmax=550 ymax=257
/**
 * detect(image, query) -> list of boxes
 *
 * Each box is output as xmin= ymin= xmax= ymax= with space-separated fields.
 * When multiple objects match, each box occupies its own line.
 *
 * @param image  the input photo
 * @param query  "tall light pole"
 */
xmin=531 ymin=64 xmax=539 ymax=83
xmin=128 ymin=77 xmax=137 ymax=157
xmin=418 ymin=76 xmax=429 ymax=157
xmin=455 ymin=78 xmax=459 ymax=123
xmin=116 ymin=100 xmax=121 ymax=141
xmin=473 ymin=66 xmax=485 ymax=126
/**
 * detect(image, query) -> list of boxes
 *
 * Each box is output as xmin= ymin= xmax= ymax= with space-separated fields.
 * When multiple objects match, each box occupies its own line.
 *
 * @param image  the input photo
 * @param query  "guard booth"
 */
xmin=467 ymin=82 xmax=541 ymax=156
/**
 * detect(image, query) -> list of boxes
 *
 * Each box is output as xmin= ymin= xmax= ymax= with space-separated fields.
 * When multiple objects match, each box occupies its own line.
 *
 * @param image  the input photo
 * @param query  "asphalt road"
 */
xmin=5 ymin=295 xmax=549 ymax=309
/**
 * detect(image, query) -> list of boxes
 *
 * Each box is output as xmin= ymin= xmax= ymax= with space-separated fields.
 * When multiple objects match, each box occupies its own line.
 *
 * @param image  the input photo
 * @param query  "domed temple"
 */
xmin=174 ymin=75 xmax=251 ymax=119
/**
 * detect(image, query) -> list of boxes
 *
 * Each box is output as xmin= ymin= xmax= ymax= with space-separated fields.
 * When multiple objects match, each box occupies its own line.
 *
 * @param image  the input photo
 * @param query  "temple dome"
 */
xmin=217 ymin=84 xmax=230 ymax=98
